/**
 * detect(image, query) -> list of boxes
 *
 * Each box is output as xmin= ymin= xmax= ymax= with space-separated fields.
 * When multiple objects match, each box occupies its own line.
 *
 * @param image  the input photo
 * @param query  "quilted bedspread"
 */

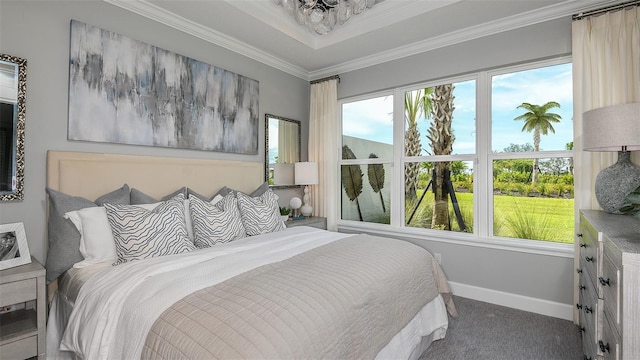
xmin=141 ymin=234 xmax=456 ymax=359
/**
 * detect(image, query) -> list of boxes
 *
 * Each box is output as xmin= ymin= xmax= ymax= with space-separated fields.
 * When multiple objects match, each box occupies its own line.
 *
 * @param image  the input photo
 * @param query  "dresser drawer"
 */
xmin=579 ymin=217 xmax=602 ymax=290
xmin=601 ymin=311 xmax=620 ymax=360
xmin=601 ymin=252 xmax=621 ymax=335
xmin=0 ymin=334 xmax=38 ymax=360
xmin=0 ymin=278 xmax=36 ymax=307
xmin=578 ymin=275 xmax=599 ymax=347
xmin=581 ymin=308 xmax=598 ymax=360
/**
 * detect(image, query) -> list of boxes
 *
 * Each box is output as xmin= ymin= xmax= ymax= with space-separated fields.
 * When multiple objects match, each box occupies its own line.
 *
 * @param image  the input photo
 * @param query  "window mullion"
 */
xmin=476 ymin=71 xmax=491 ymax=238
xmin=392 ymin=87 xmax=405 ymax=228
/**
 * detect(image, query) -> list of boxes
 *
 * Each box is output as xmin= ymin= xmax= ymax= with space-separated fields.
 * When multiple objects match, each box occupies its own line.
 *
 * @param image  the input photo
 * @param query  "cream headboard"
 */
xmin=46 ymin=150 xmax=264 ymax=200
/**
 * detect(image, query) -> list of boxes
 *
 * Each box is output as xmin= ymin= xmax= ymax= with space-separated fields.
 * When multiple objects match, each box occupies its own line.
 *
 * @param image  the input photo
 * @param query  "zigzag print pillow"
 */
xmin=105 ymin=193 xmax=195 ymax=265
xmin=189 ymin=193 xmax=246 ymax=248
xmin=236 ymin=189 xmax=285 ymax=236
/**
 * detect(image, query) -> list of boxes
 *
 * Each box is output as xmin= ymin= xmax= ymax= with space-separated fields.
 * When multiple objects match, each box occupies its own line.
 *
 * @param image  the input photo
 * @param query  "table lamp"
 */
xmin=582 ymin=102 xmax=640 ymax=214
xmin=295 ymin=162 xmax=318 ymax=217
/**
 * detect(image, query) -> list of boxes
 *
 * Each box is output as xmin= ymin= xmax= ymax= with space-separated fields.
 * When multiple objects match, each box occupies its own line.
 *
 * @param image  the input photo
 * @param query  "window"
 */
xmin=339 ymin=58 xmax=574 ymax=248
xmin=341 ymin=94 xmax=393 ymax=223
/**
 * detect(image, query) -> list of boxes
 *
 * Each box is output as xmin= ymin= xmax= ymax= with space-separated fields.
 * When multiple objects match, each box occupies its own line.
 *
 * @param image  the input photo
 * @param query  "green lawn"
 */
xmin=410 ymin=192 xmax=575 ymax=243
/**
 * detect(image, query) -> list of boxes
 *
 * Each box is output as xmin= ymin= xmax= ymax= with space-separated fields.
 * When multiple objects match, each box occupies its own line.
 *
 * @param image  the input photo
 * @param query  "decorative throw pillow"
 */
xmin=130 ymin=187 xmax=187 ymax=205
xmin=44 ymin=184 xmax=130 ymax=283
xmin=215 ymin=182 xmax=269 ymax=199
xmin=189 ymin=193 xmax=246 ymax=248
xmin=236 ymin=189 xmax=285 ymax=236
xmin=105 ymin=193 xmax=195 ymax=265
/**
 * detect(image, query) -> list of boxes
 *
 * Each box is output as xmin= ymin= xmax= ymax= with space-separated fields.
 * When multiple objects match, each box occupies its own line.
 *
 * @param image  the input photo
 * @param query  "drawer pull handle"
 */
xmin=599 ymin=277 xmax=610 ymax=287
xmin=584 ymin=356 xmax=592 ymax=360
xmin=585 ymin=306 xmax=593 ymax=314
xmin=577 ymin=233 xmax=583 ymax=237
xmin=576 ymin=268 xmax=583 ymax=274
xmin=579 ymin=243 xmax=586 ymax=248
xmin=576 ymin=303 xmax=582 ymax=310
xmin=585 ymin=256 xmax=594 ymax=262
xmin=599 ymin=340 xmax=610 ymax=353
xmin=579 ymin=285 xmax=586 ymax=290
xmin=580 ymin=326 xmax=585 ymax=333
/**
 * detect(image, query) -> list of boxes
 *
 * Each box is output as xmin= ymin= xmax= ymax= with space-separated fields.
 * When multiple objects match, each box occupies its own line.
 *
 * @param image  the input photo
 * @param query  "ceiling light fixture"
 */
xmin=273 ymin=0 xmax=376 ymax=35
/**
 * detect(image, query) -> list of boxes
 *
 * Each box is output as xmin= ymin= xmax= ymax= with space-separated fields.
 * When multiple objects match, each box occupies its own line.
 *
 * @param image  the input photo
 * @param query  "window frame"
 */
xmin=337 ymin=56 xmax=574 ymax=258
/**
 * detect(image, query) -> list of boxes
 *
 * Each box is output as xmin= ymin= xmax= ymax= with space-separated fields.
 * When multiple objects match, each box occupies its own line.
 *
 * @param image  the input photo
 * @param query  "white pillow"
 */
xmin=65 ymin=207 xmax=117 ymax=268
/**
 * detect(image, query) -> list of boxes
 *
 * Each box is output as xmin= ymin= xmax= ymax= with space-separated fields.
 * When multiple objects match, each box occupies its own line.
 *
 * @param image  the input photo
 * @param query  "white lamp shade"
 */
xmin=273 ymin=163 xmax=294 ymax=185
xmin=295 ymin=162 xmax=319 ymax=185
xmin=582 ymin=102 xmax=640 ymax=152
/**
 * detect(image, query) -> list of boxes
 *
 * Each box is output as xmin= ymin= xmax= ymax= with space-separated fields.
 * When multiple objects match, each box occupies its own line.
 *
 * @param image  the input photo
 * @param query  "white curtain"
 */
xmin=572 ymin=6 xmax=640 ymax=213
xmin=571 ymin=5 xmax=639 ymax=323
xmin=308 ymin=79 xmax=339 ymax=231
xmin=278 ymin=120 xmax=299 ymax=164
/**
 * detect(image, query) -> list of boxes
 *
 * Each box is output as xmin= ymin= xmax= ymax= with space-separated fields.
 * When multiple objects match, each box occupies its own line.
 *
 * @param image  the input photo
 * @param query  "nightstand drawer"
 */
xmin=0 ymin=278 xmax=36 ymax=307
xmin=0 ymin=334 xmax=38 ymax=360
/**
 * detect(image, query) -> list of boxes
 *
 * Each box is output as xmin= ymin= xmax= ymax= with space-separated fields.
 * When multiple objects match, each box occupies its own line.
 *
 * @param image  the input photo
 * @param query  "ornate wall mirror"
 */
xmin=265 ymin=114 xmax=301 ymax=187
xmin=0 ymin=53 xmax=27 ymax=201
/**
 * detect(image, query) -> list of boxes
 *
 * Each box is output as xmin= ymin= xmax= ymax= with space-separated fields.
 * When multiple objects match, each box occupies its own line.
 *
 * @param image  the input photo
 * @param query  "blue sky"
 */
xmin=342 ymin=63 xmax=574 ymax=155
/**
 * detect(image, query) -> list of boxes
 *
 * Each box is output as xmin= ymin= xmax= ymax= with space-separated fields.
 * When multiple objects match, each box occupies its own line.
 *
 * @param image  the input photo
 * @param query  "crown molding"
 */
xmin=104 ymin=0 xmax=619 ymax=81
xmin=308 ymin=0 xmax=616 ymax=79
xmin=103 ymin=0 xmax=309 ymax=79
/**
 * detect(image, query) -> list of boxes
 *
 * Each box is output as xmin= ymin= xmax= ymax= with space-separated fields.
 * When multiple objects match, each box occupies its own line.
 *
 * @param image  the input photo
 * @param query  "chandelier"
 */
xmin=274 ymin=0 xmax=376 ymax=35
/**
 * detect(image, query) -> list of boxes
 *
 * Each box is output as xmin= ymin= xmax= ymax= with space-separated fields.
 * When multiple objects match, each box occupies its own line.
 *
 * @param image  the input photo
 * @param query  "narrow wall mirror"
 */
xmin=0 ymin=53 xmax=27 ymax=201
xmin=265 ymin=114 xmax=301 ymax=187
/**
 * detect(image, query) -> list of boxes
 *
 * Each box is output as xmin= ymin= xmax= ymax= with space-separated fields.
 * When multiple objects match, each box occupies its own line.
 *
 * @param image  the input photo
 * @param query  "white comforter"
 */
xmin=60 ymin=226 xmax=351 ymax=360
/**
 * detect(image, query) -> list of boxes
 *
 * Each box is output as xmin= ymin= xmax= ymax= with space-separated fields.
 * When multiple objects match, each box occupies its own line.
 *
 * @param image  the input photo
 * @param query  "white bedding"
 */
xmin=47 ymin=227 xmax=449 ymax=360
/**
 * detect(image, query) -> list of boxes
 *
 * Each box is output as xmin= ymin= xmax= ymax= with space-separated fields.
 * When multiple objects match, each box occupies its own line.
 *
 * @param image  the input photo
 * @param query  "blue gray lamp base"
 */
xmin=595 ymin=151 xmax=640 ymax=214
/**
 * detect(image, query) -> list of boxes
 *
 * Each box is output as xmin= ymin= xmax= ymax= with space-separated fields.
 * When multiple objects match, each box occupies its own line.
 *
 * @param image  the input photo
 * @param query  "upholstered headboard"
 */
xmin=46 ymin=150 xmax=263 ymax=199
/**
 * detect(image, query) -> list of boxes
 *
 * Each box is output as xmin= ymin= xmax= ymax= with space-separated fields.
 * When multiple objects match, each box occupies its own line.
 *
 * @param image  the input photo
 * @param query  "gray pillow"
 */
xmin=216 ymin=182 xmax=269 ymax=199
xmin=130 ymin=187 xmax=187 ymax=204
xmin=186 ymin=188 xmax=209 ymax=202
xmin=45 ymin=184 xmax=130 ymax=283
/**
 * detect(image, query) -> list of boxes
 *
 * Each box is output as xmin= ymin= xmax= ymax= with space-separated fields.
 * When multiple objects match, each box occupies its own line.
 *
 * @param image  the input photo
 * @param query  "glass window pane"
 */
xmin=492 ymin=157 xmax=574 ymax=243
xmin=492 ymin=63 xmax=573 ymax=152
xmin=342 ymin=95 xmax=393 ymax=159
xmin=405 ymin=161 xmax=474 ymax=233
xmin=404 ymin=80 xmax=476 ymax=157
xmin=341 ymin=163 xmax=391 ymax=224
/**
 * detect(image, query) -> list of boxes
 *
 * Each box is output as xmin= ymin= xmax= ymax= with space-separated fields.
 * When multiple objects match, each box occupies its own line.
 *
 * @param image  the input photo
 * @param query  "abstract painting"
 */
xmin=68 ymin=20 xmax=259 ymax=155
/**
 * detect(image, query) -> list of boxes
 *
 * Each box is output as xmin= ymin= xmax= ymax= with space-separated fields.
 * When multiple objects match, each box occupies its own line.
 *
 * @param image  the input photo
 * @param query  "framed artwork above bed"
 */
xmin=67 ymin=20 xmax=259 ymax=155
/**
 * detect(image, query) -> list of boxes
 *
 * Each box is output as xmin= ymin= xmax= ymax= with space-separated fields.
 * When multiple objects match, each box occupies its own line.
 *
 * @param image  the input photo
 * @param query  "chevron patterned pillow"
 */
xmin=105 ymin=193 xmax=195 ymax=265
xmin=189 ymin=193 xmax=246 ymax=248
xmin=236 ymin=189 xmax=286 ymax=236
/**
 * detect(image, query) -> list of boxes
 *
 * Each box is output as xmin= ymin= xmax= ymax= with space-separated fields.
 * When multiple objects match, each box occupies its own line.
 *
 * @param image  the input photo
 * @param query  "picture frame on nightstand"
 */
xmin=0 ymin=222 xmax=31 ymax=270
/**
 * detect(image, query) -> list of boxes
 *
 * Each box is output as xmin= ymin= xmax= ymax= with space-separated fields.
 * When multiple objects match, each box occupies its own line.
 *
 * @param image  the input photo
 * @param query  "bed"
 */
xmin=44 ymin=150 xmax=457 ymax=360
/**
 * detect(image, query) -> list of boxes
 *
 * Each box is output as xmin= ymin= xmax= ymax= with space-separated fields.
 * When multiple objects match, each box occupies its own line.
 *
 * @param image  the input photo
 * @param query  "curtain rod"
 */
xmin=310 ymin=75 xmax=340 ymax=85
xmin=573 ymin=0 xmax=639 ymax=20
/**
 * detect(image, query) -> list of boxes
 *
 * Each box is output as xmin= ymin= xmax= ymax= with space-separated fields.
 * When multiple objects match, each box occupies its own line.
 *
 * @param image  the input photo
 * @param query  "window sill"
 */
xmin=337 ymin=221 xmax=575 ymax=258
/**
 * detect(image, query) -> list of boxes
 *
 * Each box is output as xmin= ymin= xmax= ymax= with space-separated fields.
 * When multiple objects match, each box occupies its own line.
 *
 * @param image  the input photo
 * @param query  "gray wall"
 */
xmin=0 ymin=0 xmax=309 ymax=264
xmin=337 ymin=17 xmax=575 ymax=306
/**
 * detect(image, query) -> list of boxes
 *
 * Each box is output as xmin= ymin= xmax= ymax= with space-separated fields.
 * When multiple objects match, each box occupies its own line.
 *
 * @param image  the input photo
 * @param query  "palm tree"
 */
xmin=404 ymin=88 xmax=433 ymax=201
xmin=427 ymin=84 xmax=455 ymax=230
xmin=513 ymin=102 xmax=562 ymax=184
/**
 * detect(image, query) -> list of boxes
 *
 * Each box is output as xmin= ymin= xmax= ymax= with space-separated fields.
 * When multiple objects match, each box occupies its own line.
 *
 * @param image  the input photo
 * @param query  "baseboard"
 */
xmin=449 ymin=282 xmax=574 ymax=321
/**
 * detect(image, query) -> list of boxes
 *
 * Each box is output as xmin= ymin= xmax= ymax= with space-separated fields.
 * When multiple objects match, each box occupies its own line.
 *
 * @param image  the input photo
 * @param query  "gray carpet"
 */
xmin=419 ymin=296 xmax=583 ymax=360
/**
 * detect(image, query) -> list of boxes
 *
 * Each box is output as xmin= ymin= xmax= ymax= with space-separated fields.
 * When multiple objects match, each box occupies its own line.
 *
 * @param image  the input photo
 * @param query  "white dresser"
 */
xmin=578 ymin=210 xmax=640 ymax=360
